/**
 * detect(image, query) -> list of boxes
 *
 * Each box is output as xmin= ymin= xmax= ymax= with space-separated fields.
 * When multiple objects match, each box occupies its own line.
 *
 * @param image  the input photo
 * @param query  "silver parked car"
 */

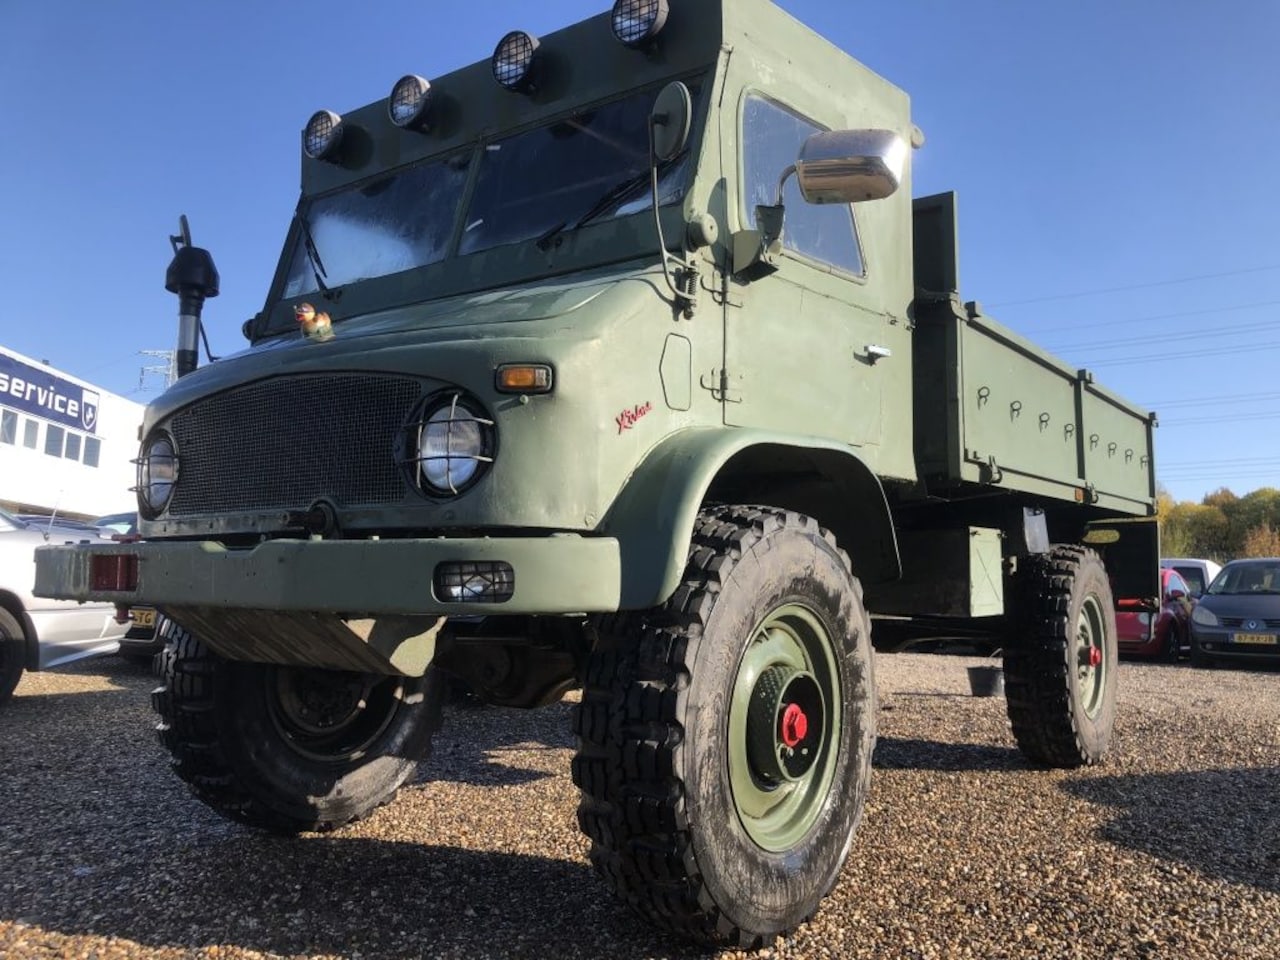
xmin=0 ymin=508 xmax=128 ymax=705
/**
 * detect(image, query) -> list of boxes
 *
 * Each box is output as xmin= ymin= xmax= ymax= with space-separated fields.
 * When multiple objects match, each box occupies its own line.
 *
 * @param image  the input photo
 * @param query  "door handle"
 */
xmin=864 ymin=344 xmax=892 ymax=364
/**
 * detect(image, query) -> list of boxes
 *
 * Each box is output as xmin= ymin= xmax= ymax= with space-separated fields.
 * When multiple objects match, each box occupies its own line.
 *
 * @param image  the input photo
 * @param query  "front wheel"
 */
xmin=152 ymin=616 xmax=444 ymax=833
xmin=573 ymin=506 xmax=876 ymax=948
xmin=1003 ymin=545 xmax=1118 ymax=767
xmin=0 ymin=608 xmax=26 ymax=707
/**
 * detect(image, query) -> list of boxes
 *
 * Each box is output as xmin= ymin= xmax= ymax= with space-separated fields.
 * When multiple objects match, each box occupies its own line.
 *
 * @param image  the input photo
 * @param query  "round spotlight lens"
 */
xmin=303 ymin=109 xmax=344 ymax=160
xmin=389 ymin=74 xmax=432 ymax=129
xmin=492 ymin=30 xmax=539 ymax=90
xmin=411 ymin=395 xmax=494 ymax=496
xmin=611 ymin=0 xmax=669 ymax=48
xmin=137 ymin=434 xmax=178 ymax=515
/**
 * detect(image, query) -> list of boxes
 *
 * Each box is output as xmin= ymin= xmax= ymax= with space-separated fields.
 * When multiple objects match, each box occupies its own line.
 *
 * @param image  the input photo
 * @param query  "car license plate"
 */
xmin=130 ymin=608 xmax=156 ymax=628
xmin=1232 ymin=632 xmax=1277 ymax=645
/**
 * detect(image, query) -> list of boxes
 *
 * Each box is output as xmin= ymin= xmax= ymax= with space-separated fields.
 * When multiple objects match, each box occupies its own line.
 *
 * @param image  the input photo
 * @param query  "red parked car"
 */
xmin=1117 ymin=567 xmax=1193 ymax=660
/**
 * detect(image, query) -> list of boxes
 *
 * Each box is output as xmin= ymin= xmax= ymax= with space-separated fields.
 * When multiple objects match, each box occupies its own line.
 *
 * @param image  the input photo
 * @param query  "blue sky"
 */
xmin=2 ymin=0 xmax=1277 ymax=504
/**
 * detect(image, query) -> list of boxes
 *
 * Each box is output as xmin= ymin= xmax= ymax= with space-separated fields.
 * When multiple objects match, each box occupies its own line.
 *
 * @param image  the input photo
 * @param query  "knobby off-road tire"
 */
xmin=0 ymin=608 xmax=26 ymax=707
xmin=1003 ymin=545 xmax=1117 ymax=767
xmin=572 ymin=506 xmax=877 ymax=948
xmin=151 ymin=616 xmax=444 ymax=833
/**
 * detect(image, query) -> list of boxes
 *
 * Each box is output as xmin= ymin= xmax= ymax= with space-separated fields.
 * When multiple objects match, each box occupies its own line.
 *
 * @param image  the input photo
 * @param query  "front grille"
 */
xmin=1220 ymin=617 xmax=1280 ymax=628
xmin=167 ymin=374 xmax=421 ymax=516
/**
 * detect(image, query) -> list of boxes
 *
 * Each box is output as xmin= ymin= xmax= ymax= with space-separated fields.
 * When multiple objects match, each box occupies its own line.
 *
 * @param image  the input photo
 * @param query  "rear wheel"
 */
xmin=1161 ymin=621 xmax=1182 ymax=662
xmin=1004 ymin=545 xmax=1117 ymax=767
xmin=572 ymin=506 xmax=876 ymax=948
xmin=0 ymin=608 xmax=26 ymax=707
xmin=152 ymin=616 xmax=444 ymax=833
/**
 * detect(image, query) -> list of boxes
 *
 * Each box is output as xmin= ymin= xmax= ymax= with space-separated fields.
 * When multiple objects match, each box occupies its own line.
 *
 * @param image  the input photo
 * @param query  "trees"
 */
xmin=1158 ymin=486 xmax=1280 ymax=560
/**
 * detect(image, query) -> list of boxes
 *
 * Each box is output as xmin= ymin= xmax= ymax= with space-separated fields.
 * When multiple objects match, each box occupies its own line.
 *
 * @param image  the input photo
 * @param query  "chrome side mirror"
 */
xmin=793 ymin=129 xmax=908 ymax=204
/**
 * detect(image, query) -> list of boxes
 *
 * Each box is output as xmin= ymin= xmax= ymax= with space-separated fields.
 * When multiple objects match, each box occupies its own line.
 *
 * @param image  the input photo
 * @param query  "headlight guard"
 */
xmin=401 ymin=392 xmax=496 ymax=497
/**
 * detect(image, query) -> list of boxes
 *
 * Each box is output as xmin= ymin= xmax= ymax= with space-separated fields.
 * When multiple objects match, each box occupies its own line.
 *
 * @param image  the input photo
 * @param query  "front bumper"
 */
xmin=1190 ymin=624 xmax=1280 ymax=661
xmin=34 ymin=535 xmax=622 ymax=618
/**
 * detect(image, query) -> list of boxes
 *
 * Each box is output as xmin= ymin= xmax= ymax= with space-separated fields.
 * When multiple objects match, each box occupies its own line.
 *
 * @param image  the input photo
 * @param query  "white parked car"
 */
xmin=1160 ymin=557 xmax=1225 ymax=599
xmin=0 ymin=508 xmax=128 ymax=706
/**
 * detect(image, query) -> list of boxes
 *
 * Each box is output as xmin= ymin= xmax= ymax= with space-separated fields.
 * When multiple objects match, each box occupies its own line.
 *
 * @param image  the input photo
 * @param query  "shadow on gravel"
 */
xmin=420 ymin=699 xmax=576 ymax=788
xmin=1063 ymin=768 xmax=1280 ymax=893
xmin=0 ymin=831 xmax=706 ymax=960
xmin=0 ymin=666 xmax=707 ymax=959
xmin=873 ymin=736 xmax=1025 ymax=772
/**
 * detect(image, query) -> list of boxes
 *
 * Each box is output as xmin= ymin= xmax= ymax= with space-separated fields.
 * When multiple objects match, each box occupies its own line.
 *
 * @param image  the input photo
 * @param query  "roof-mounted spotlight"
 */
xmin=388 ymin=74 xmax=434 ymax=130
xmin=611 ymin=0 xmax=670 ymax=48
xmin=492 ymin=30 xmax=540 ymax=91
xmin=303 ymin=109 xmax=345 ymax=161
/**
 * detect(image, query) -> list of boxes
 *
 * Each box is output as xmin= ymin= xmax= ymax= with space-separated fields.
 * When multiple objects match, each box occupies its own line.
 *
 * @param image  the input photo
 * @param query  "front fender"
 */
xmin=602 ymin=427 xmax=901 ymax=609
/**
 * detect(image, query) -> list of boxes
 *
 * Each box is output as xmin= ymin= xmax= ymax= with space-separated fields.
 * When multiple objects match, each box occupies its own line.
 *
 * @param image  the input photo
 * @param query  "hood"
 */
xmin=1198 ymin=593 xmax=1280 ymax=619
xmin=144 ymin=262 xmax=659 ymax=425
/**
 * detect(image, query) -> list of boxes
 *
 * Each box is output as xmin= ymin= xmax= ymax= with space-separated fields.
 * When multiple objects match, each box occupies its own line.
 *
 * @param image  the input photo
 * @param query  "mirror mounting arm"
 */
xmin=647 ymin=118 xmax=697 ymax=319
xmin=773 ymin=164 xmax=797 ymax=206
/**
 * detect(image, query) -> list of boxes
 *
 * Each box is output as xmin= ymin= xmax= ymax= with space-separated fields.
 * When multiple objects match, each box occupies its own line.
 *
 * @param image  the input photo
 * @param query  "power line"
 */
xmin=1043 ymin=316 xmax=1276 ymax=354
xmin=988 ymin=264 xmax=1280 ymax=308
xmin=1159 ymin=411 xmax=1280 ymax=426
xmin=1141 ymin=390 xmax=1280 ymax=409
xmin=1160 ymin=456 xmax=1280 ymax=469
xmin=1080 ymin=339 xmax=1280 ymax=368
xmin=1015 ymin=298 xmax=1280 ymax=338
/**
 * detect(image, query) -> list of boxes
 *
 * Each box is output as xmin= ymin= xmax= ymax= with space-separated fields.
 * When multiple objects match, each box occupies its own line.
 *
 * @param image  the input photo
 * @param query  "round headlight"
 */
xmin=410 ymin=395 xmax=495 ymax=496
xmin=492 ymin=30 xmax=539 ymax=91
xmin=137 ymin=434 xmax=178 ymax=516
xmin=389 ymin=74 xmax=432 ymax=129
xmin=611 ymin=0 xmax=670 ymax=48
xmin=303 ymin=109 xmax=344 ymax=160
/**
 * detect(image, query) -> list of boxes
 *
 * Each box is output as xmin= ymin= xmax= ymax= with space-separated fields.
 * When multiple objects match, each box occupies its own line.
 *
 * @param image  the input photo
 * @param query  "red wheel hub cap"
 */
xmin=1087 ymin=646 xmax=1102 ymax=668
xmin=780 ymin=702 xmax=808 ymax=747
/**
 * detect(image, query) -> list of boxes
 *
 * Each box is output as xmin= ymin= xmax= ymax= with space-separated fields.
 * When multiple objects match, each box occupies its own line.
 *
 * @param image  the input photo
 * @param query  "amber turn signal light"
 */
xmin=495 ymin=364 xmax=554 ymax=394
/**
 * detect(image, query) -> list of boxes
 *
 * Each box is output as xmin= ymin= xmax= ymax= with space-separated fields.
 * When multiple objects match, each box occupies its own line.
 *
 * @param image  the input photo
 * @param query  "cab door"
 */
xmin=721 ymin=92 xmax=901 ymax=451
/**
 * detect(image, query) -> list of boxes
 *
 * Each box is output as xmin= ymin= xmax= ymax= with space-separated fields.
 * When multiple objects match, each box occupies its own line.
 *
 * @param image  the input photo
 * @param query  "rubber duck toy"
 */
xmin=294 ymin=302 xmax=333 ymax=341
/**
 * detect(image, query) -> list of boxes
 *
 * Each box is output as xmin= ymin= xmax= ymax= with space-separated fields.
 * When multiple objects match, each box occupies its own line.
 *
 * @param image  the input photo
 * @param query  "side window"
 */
xmin=22 ymin=419 xmax=38 ymax=449
xmin=0 ymin=409 xmax=15 ymax=445
xmin=742 ymin=96 xmax=864 ymax=276
xmin=1167 ymin=572 xmax=1189 ymax=598
xmin=83 ymin=436 xmax=101 ymax=468
xmin=44 ymin=424 xmax=65 ymax=457
xmin=1174 ymin=566 xmax=1205 ymax=596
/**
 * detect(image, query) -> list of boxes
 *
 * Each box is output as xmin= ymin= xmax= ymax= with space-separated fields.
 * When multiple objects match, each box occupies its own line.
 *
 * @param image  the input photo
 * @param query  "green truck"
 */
xmin=34 ymin=0 xmax=1158 ymax=947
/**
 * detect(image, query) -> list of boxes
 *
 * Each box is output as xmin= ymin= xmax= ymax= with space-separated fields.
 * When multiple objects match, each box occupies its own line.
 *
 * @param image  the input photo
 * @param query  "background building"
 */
xmin=0 ymin=345 xmax=143 ymax=519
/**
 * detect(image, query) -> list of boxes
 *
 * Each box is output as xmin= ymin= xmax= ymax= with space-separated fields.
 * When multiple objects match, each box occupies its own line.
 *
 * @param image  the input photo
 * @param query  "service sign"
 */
xmin=0 ymin=352 xmax=99 ymax=434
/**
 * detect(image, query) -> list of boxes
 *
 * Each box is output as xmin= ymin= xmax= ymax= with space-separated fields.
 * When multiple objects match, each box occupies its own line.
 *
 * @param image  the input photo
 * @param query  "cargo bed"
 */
xmin=911 ymin=192 xmax=1156 ymax=516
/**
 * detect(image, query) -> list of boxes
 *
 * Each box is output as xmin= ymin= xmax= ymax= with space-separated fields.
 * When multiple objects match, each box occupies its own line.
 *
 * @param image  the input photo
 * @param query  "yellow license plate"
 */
xmin=130 ymin=608 xmax=156 ymax=628
xmin=1232 ymin=632 xmax=1277 ymax=645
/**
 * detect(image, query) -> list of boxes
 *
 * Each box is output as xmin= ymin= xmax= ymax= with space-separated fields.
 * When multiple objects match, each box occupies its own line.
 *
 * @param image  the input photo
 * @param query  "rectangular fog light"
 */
xmin=433 ymin=561 xmax=515 ymax=604
xmin=91 ymin=553 xmax=139 ymax=592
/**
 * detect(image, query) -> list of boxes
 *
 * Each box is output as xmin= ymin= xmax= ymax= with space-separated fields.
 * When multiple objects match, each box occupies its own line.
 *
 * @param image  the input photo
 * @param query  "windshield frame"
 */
xmin=258 ymin=70 xmax=712 ymax=338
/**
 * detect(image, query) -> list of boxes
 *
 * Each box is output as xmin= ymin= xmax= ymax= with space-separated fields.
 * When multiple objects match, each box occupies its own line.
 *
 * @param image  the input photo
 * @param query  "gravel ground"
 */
xmin=0 ymin=653 xmax=1276 ymax=960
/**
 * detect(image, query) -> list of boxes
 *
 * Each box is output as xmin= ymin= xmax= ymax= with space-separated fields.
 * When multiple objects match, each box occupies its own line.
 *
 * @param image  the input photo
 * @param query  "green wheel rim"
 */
xmin=1075 ymin=594 xmax=1107 ymax=718
xmin=727 ymin=602 xmax=842 ymax=852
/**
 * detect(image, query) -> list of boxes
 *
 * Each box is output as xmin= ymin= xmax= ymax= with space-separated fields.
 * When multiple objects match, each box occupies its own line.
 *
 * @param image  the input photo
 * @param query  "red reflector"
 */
xmin=91 ymin=554 xmax=139 ymax=592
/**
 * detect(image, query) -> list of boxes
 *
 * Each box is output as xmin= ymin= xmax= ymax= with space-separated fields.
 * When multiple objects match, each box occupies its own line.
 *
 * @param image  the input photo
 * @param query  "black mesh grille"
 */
xmin=166 ymin=375 xmax=420 ymax=516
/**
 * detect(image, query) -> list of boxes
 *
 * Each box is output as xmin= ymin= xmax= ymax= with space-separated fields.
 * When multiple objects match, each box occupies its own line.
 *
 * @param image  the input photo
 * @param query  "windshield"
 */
xmin=460 ymin=82 xmax=698 ymax=255
xmin=283 ymin=151 xmax=473 ymax=299
xmin=279 ymin=81 xmax=701 ymax=301
xmin=1206 ymin=561 xmax=1280 ymax=595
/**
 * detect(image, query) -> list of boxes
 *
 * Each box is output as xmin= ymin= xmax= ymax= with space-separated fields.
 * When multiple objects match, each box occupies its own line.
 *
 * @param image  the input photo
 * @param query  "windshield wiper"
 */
xmin=296 ymin=211 xmax=335 ymax=299
xmin=536 ymin=153 xmax=685 ymax=252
